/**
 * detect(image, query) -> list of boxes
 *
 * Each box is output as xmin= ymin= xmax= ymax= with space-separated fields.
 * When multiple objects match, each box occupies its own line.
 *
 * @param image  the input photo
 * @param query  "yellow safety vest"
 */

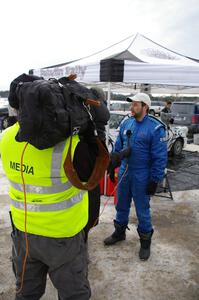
xmin=0 ymin=123 xmax=88 ymax=238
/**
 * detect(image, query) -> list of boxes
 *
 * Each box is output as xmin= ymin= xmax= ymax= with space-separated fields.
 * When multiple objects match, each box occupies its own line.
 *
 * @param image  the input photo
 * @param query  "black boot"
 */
xmin=138 ymin=229 xmax=154 ymax=261
xmin=104 ymin=220 xmax=129 ymax=246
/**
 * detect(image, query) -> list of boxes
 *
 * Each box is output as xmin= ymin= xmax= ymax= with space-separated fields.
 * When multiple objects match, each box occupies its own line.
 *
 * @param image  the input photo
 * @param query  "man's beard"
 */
xmin=132 ymin=109 xmax=143 ymax=119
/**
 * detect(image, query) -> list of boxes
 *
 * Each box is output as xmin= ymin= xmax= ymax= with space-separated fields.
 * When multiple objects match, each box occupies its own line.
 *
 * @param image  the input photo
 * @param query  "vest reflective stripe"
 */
xmin=51 ymin=141 xmax=66 ymax=184
xmin=9 ymin=180 xmax=72 ymax=194
xmin=11 ymin=190 xmax=86 ymax=212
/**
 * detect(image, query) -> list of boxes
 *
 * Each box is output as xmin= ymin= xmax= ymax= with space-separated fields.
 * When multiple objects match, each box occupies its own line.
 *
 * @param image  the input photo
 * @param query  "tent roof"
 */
xmin=101 ymin=50 xmax=143 ymax=62
xmin=35 ymin=33 xmax=199 ymax=69
xmin=31 ymin=33 xmax=199 ymax=89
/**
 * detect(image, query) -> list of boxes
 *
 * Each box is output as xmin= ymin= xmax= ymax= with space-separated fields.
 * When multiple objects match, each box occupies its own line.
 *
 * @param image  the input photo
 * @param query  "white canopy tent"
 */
xmin=32 ymin=33 xmax=199 ymax=90
xmin=31 ymin=30 xmax=199 ymax=124
xmin=31 ymin=33 xmax=199 ymax=193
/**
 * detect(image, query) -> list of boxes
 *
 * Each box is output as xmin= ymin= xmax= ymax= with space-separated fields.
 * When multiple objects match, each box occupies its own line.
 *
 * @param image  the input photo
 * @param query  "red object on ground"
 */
xmin=106 ymin=168 xmax=119 ymax=198
xmin=100 ymin=168 xmax=119 ymax=204
xmin=113 ymin=168 xmax=118 ymax=205
xmin=114 ymin=188 xmax=117 ymax=205
xmin=100 ymin=176 xmax=105 ymax=195
xmin=106 ymin=175 xmax=116 ymax=196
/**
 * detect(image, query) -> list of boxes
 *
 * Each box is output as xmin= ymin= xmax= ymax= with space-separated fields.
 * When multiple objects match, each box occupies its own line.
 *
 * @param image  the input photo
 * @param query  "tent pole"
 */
xmin=106 ymin=81 xmax=111 ymax=144
xmin=104 ymin=82 xmax=111 ymax=196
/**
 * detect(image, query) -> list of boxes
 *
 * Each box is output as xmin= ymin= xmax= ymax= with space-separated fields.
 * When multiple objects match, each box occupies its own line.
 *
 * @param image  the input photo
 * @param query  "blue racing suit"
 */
xmin=114 ymin=114 xmax=167 ymax=233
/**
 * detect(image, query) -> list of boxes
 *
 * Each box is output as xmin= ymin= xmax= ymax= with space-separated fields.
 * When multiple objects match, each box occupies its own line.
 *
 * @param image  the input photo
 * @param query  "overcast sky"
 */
xmin=0 ymin=0 xmax=199 ymax=90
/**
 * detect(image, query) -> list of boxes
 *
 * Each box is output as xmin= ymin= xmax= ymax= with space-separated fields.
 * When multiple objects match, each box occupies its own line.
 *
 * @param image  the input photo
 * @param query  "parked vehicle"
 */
xmin=108 ymin=111 xmax=188 ymax=156
xmin=149 ymin=101 xmax=165 ymax=116
xmin=0 ymin=104 xmax=9 ymax=131
xmin=110 ymin=100 xmax=165 ymax=116
xmin=110 ymin=100 xmax=130 ymax=112
xmin=171 ymin=102 xmax=199 ymax=137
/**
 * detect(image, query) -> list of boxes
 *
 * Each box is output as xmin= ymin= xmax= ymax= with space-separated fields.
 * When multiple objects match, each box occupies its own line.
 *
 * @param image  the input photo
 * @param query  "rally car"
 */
xmin=108 ymin=111 xmax=188 ymax=156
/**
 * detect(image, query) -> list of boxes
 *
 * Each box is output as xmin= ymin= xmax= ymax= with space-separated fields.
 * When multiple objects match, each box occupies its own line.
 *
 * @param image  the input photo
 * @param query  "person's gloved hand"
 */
xmin=107 ymin=148 xmax=131 ymax=182
xmin=107 ymin=152 xmax=121 ymax=182
xmin=120 ymin=146 xmax=131 ymax=159
xmin=147 ymin=181 xmax=158 ymax=196
xmin=110 ymin=152 xmax=121 ymax=168
xmin=108 ymin=167 xmax=116 ymax=183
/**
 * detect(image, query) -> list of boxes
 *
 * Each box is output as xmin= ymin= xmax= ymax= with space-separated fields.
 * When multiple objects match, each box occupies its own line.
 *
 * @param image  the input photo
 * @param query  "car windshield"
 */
xmin=151 ymin=101 xmax=164 ymax=106
xmin=110 ymin=102 xmax=130 ymax=111
xmin=172 ymin=103 xmax=195 ymax=114
xmin=109 ymin=114 xmax=126 ymax=129
xmin=151 ymin=101 xmax=158 ymax=106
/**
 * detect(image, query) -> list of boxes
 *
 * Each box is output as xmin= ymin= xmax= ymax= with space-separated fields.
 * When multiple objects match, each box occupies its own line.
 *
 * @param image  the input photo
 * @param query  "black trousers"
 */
xmin=11 ymin=230 xmax=91 ymax=300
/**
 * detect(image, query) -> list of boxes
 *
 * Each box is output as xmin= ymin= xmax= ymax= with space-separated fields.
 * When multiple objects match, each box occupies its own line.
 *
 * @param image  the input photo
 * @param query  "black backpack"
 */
xmin=9 ymin=74 xmax=102 ymax=149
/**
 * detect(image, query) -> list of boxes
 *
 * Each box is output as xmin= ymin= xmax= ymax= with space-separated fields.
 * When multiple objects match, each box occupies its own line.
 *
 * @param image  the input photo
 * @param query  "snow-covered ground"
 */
xmin=184 ymin=143 xmax=199 ymax=152
xmin=0 ymin=147 xmax=199 ymax=300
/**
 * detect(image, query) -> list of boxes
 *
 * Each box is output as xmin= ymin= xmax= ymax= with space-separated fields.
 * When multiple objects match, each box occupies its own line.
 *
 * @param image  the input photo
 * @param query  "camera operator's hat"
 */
xmin=126 ymin=92 xmax=151 ymax=108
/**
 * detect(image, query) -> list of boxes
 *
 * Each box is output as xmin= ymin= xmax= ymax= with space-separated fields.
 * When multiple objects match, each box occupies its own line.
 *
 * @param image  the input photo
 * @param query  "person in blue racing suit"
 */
xmin=104 ymin=93 xmax=168 ymax=260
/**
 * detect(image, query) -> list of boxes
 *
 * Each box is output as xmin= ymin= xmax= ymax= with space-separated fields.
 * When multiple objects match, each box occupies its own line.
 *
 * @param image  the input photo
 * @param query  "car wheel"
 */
xmin=171 ymin=139 xmax=183 ymax=156
xmin=149 ymin=109 xmax=155 ymax=116
xmin=1 ymin=116 xmax=9 ymax=130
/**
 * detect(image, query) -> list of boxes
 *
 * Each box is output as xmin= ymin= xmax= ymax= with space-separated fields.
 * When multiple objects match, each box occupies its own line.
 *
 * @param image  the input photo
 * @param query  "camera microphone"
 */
xmin=126 ymin=130 xmax=132 ymax=138
xmin=126 ymin=130 xmax=132 ymax=146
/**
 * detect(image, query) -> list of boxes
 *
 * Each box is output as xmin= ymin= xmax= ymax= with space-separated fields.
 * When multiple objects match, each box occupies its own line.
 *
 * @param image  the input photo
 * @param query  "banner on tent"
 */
xmin=33 ymin=64 xmax=100 ymax=82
